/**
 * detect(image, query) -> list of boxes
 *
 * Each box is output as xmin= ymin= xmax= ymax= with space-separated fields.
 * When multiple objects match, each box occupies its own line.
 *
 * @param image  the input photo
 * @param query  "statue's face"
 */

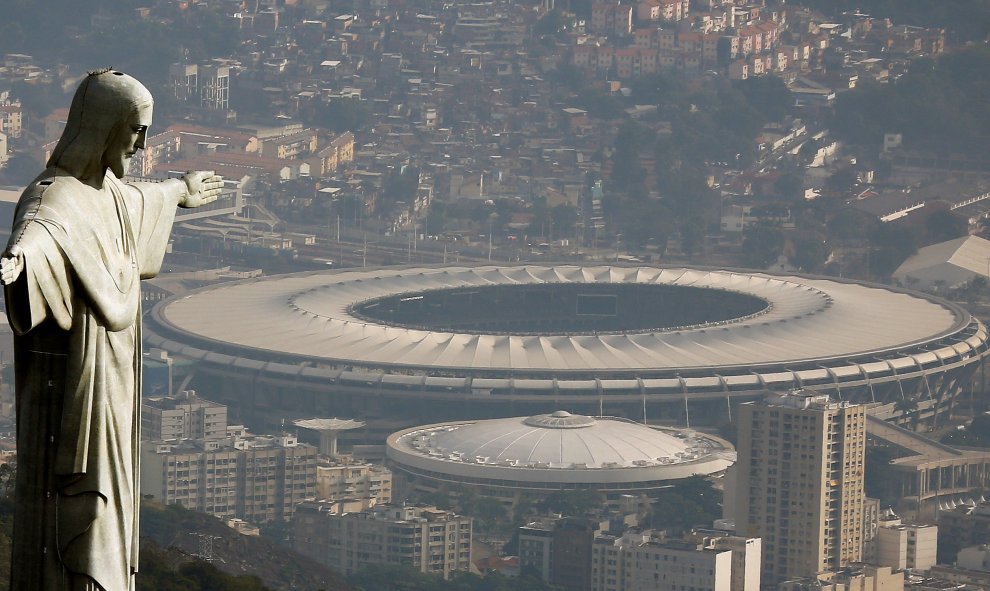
xmin=103 ymin=103 xmax=152 ymax=179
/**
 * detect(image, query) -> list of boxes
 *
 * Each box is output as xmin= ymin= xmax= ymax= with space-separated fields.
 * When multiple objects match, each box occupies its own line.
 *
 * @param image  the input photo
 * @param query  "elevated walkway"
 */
xmin=866 ymin=412 xmax=990 ymax=514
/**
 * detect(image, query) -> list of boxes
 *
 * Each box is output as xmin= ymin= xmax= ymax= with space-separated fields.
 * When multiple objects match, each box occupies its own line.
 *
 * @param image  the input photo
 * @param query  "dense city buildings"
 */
xmin=937 ymin=503 xmax=990 ymax=564
xmin=140 ymin=431 xmax=318 ymax=525
xmin=292 ymin=504 xmax=472 ymax=579
xmin=520 ymin=517 xmax=762 ymax=591
xmin=140 ymin=391 xmax=319 ymax=524
xmin=733 ymin=391 xmax=867 ymax=586
xmin=778 ymin=565 xmax=904 ymax=591
xmin=0 ymin=0 xmax=987 ymax=588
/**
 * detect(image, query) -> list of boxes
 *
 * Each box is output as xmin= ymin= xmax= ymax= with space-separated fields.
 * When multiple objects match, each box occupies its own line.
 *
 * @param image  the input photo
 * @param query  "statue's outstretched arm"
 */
xmin=178 ymin=171 xmax=224 ymax=208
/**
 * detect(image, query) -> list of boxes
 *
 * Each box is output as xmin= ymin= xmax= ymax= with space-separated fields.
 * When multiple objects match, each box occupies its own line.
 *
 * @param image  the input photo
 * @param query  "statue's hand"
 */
xmin=0 ymin=245 xmax=24 ymax=286
xmin=180 ymin=171 xmax=224 ymax=208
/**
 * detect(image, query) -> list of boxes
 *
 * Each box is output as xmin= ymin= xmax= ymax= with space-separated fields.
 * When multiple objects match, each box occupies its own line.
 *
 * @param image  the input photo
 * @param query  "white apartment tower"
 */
xmin=734 ymin=391 xmax=867 ymax=586
xmin=168 ymin=62 xmax=230 ymax=110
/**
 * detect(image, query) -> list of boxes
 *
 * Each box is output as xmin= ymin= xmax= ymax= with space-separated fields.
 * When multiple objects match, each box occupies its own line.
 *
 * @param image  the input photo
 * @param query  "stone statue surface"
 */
xmin=0 ymin=70 xmax=222 ymax=590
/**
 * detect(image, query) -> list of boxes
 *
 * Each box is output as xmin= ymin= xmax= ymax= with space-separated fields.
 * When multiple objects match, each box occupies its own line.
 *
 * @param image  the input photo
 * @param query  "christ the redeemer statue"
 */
xmin=0 ymin=69 xmax=223 ymax=590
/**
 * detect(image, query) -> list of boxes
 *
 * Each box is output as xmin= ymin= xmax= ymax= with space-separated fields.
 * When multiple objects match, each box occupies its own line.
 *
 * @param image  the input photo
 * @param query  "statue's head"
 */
xmin=48 ymin=69 xmax=154 ymax=180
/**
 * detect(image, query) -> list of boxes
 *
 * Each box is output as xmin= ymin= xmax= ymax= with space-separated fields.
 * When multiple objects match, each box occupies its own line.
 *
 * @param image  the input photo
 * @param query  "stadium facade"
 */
xmin=145 ymin=265 xmax=990 ymax=429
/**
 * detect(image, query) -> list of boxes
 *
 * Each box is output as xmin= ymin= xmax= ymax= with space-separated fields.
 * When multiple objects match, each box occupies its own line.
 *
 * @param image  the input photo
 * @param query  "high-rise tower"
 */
xmin=734 ymin=391 xmax=866 ymax=586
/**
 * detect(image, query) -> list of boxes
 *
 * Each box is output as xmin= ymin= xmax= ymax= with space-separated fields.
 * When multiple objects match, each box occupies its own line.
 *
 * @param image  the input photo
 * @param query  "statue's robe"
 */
xmin=5 ymin=171 xmax=181 ymax=591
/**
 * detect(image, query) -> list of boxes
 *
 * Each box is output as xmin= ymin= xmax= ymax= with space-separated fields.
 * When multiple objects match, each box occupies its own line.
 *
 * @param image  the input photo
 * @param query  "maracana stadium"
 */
xmin=145 ymin=264 xmax=990 ymax=428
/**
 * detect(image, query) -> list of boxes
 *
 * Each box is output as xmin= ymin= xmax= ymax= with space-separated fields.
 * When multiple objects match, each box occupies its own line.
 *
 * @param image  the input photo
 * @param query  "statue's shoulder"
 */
xmin=14 ymin=172 xmax=89 ymax=221
xmin=14 ymin=171 xmax=92 ymax=231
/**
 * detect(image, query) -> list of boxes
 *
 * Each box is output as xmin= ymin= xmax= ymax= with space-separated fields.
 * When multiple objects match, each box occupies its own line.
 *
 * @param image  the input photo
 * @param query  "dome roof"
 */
xmin=427 ymin=412 xmax=693 ymax=469
xmin=386 ymin=412 xmax=735 ymax=490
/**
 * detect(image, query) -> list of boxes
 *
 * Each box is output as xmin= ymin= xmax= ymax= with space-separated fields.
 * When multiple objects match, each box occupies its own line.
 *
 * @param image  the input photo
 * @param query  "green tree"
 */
xmin=419 ymin=488 xmax=454 ymax=510
xmin=795 ymin=0 xmax=990 ymax=42
xmin=869 ymin=224 xmax=917 ymax=278
xmin=645 ymin=477 xmax=722 ymax=533
xmin=774 ymin=173 xmax=804 ymax=202
xmin=742 ymin=225 xmax=785 ymax=268
xmin=629 ymin=73 xmax=681 ymax=105
xmin=735 ymin=75 xmax=792 ymax=122
xmin=797 ymin=138 xmax=821 ymax=164
xmin=610 ymin=121 xmax=650 ymax=196
xmin=383 ymin=166 xmax=420 ymax=208
xmin=612 ymin=198 xmax=674 ymax=249
xmin=534 ymin=9 xmax=569 ymax=37
xmin=547 ymin=63 xmax=587 ymax=92
xmin=832 ymin=47 xmax=990 ymax=152
xmin=469 ymin=497 xmax=509 ymax=532
xmin=574 ymin=90 xmax=624 ymax=120
xmin=827 ymin=209 xmax=876 ymax=242
xmin=825 ymin=168 xmax=859 ymax=194
xmin=793 ymin=238 xmax=831 ymax=272
xmin=177 ymin=562 xmax=269 ymax=591
xmin=925 ymin=210 xmax=967 ymax=244
xmin=539 ymin=490 xmax=605 ymax=517
xmin=660 ymin=171 xmax=718 ymax=219
xmin=348 ymin=565 xmax=440 ymax=591
xmin=550 ymin=204 xmax=579 ymax=239
xmin=679 ymin=217 xmax=705 ymax=255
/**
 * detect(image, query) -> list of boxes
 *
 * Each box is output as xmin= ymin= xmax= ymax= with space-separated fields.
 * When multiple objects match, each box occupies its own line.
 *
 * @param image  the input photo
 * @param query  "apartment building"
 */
xmin=591 ymin=529 xmax=761 ymax=591
xmin=520 ymin=517 xmax=604 ymax=588
xmin=141 ymin=432 xmax=318 ymax=524
xmin=0 ymin=100 xmax=22 ymax=139
xmin=938 ymin=502 xmax=990 ymax=555
xmin=168 ymin=62 xmax=232 ymax=110
xmin=316 ymin=460 xmax=393 ymax=504
xmin=293 ymin=504 xmax=472 ymax=579
xmin=734 ymin=391 xmax=867 ymax=586
xmin=591 ymin=2 xmax=633 ymax=36
xmin=142 ymin=390 xmax=228 ymax=442
xmin=874 ymin=517 xmax=937 ymax=572
xmin=778 ymin=564 xmax=903 ymax=590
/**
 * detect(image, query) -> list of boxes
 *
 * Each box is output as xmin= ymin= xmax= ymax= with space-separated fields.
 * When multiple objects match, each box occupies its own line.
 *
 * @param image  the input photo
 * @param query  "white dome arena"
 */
xmin=386 ymin=411 xmax=735 ymax=492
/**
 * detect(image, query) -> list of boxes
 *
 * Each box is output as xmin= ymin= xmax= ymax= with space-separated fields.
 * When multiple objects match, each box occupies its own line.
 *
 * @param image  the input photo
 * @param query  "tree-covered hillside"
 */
xmin=831 ymin=46 xmax=990 ymax=153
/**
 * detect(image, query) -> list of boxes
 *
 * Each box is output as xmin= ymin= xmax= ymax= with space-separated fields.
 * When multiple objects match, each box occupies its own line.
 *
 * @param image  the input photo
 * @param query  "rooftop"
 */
xmin=386 ymin=412 xmax=735 ymax=487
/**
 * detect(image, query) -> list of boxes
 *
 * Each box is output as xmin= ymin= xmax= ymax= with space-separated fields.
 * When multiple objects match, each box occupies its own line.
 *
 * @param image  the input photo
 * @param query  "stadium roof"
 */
xmin=386 ymin=412 xmax=734 ymax=486
xmin=893 ymin=235 xmax=990 ymax=289
xmin=154 ymin=265 xmax=965 ymax=374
